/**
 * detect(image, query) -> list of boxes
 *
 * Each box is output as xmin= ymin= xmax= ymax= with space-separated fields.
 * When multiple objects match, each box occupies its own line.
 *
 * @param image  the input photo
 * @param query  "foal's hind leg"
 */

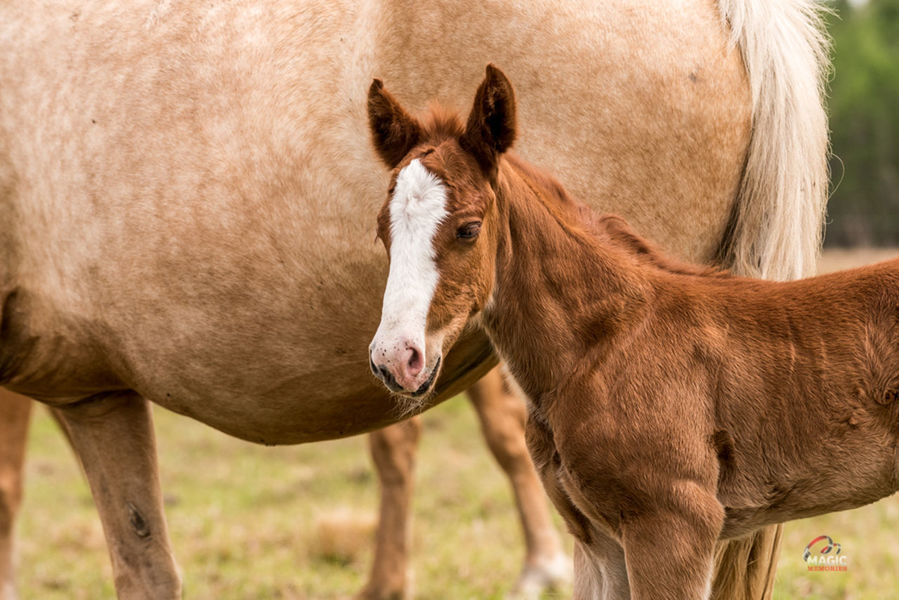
xmin=358 ymin=417 xmax=421 ymax=600
xmin=467 ymin=367 xmax=569 ymax=598
xmin=0 ymin=389 xmax=31 ymax=600
xmin=54 ymin=391 xmax=180 ymax=600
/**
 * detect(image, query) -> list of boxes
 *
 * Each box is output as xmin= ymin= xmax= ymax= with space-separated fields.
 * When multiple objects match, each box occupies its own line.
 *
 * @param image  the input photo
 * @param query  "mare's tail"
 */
xmin=715 ymin=0 xmax=830 ymax=281
xmin=711 ymin=1 xmax=830 ymax=599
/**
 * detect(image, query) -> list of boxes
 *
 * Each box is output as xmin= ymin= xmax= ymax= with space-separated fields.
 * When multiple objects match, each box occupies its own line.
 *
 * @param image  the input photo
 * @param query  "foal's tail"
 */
xmin=715 ymin=0 xmax=831 ymax=281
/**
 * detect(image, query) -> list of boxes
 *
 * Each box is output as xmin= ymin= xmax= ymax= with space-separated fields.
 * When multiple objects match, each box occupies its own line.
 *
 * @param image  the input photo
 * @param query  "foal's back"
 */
xmin=647 ymin=257 xmax=899 ymax=396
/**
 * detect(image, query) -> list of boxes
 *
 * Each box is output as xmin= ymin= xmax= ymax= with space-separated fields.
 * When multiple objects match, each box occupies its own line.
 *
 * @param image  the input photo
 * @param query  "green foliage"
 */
xmin=825 ymin=0 xmax=899 ymax=246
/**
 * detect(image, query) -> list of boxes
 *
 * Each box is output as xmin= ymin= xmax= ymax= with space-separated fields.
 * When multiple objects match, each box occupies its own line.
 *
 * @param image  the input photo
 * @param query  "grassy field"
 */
xmin=15 ymin=248 xmax=899 ymax=599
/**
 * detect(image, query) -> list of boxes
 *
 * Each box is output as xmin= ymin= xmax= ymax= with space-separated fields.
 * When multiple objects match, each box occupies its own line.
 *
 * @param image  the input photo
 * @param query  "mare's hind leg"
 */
xmin=358 ymin=417 xmax=421 ymax=600
xmin=0 ymin=389 xmax=31 ymax=600
xmin=467 ymin=367 xmax=569 ymax=598
xmin=54 ymin=391 xmax=180 ymax=600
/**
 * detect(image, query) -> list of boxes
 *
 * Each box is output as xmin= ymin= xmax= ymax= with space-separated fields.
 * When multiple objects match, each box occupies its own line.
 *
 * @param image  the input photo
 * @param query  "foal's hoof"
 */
xmin=507 ymin=553 xmax=572 ymax=599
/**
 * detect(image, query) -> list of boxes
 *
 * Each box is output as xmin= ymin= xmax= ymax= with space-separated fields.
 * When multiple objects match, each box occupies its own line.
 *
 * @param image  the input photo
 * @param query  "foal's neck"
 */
xmin=481 ymin=156 xmax=650 ymax=405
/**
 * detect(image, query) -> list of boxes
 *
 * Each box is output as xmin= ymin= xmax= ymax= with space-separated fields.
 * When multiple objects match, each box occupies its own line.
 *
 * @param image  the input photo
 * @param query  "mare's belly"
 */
xmin=1 ymin=0 xmax=749 ymax=441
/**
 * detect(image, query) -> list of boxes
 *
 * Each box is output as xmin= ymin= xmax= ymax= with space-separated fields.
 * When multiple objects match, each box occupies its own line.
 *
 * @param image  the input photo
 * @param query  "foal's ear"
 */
xmin=460 ymin=64 xmax=517 ymax=173
xmin=368 ymin=79 xmax=424 ymax=169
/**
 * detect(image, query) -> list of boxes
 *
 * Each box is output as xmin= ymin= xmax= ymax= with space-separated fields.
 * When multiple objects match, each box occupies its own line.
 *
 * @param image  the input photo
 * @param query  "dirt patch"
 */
xmin=818 ymin=248 xmax=898 ymax=274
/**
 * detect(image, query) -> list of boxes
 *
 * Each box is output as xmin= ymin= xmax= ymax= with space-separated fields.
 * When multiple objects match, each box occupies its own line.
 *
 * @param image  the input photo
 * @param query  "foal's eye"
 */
xmin=456 ymin=221 xmax=481 ymax=241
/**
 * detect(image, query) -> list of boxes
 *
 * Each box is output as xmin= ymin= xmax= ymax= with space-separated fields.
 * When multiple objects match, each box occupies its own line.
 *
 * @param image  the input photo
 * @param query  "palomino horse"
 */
xmin=0 ymin=0 xmax=828 ymax=597
xmin=367 ymin=65 xmax=899 ymax=600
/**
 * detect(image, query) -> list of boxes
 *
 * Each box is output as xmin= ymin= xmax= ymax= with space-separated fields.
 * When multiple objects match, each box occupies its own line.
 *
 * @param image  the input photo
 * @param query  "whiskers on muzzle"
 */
xmin=370 ymin=355 xmax=441 ymax=417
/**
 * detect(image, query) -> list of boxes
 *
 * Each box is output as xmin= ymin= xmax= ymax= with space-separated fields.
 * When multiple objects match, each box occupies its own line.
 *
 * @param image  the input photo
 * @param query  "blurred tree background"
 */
xmin=825 ymin=0 xmax=899 ymax=246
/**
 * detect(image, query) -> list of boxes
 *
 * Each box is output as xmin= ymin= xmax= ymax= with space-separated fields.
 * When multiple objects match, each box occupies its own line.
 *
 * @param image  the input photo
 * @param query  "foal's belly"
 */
xmin=720 ymin=476 xmax=899 ymax=540
xmin=719 ymin=435 xmax=899 ymax=538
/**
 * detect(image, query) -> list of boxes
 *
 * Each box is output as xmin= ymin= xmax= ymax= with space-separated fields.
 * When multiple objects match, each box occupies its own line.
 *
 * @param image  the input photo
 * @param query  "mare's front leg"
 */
xmin=54 ymin=391 xmax=180 ymax=599
xmin=358 ymin=417 xmax=421 ymax=600
xmin=0 ymin=389 xmax=31 ymax=600
xmin=621 ymin=484 xmax=723 ymax=600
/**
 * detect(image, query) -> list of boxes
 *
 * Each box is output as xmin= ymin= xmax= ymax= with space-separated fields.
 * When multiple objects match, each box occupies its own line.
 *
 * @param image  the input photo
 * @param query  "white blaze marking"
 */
xmin=372 ymin=159 xmax=448 ymax=362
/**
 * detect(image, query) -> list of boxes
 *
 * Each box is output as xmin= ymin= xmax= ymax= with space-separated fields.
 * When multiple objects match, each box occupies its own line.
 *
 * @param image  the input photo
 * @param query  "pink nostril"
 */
xmin=404 ymin=346 xmax=423 ymax=378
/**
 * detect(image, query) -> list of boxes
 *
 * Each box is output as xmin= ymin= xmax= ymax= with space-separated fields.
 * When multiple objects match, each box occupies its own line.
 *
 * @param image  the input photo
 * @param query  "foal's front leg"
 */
xmin=621 ymin=486 xmax=723 ymax=600
xmin=54 ymin=391 xmax=180 ymax=600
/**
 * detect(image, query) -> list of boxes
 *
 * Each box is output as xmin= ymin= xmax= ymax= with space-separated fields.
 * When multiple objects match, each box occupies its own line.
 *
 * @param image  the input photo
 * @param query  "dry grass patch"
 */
xmin=311 ymin=508 xmax=376 ymax=564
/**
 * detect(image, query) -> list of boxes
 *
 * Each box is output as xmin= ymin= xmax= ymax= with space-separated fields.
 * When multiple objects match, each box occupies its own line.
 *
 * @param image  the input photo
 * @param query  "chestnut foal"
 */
xmin=367 ymin=66 xmax=899 ymax=599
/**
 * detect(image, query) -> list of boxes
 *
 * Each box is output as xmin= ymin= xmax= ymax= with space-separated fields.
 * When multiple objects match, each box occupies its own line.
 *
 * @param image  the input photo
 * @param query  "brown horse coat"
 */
xmin=369 ymin=66 xmax=898 ymax=599
xmin=497 ymin=180 xmax=899 ymax=599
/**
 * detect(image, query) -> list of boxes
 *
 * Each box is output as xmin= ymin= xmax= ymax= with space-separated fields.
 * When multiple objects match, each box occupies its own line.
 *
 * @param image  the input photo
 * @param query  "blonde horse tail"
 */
xmin=715 ymin=0 xmax=831 ymax=281
xmin=711 ymin=2 xmax=830 ymax=599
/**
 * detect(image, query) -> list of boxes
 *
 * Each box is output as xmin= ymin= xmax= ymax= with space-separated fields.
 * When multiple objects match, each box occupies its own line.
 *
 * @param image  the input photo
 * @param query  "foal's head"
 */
xmin=367 ymin=65 xmax=516 ymax=399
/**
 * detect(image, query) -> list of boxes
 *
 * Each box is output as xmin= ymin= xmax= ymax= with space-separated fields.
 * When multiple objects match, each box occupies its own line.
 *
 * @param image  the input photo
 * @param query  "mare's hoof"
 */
xmin=507 ymin=553 xmax=572 ymax=599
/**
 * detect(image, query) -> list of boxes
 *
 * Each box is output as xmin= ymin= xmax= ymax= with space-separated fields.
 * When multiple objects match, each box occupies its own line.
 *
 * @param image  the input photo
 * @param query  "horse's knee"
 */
xmin=368 ymin=418 xmax=421 ymax=486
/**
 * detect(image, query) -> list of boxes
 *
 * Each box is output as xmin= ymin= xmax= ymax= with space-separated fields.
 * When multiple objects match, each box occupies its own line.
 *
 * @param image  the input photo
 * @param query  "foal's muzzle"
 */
xmin=370 ymin=354 xmax=441 ymax=398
